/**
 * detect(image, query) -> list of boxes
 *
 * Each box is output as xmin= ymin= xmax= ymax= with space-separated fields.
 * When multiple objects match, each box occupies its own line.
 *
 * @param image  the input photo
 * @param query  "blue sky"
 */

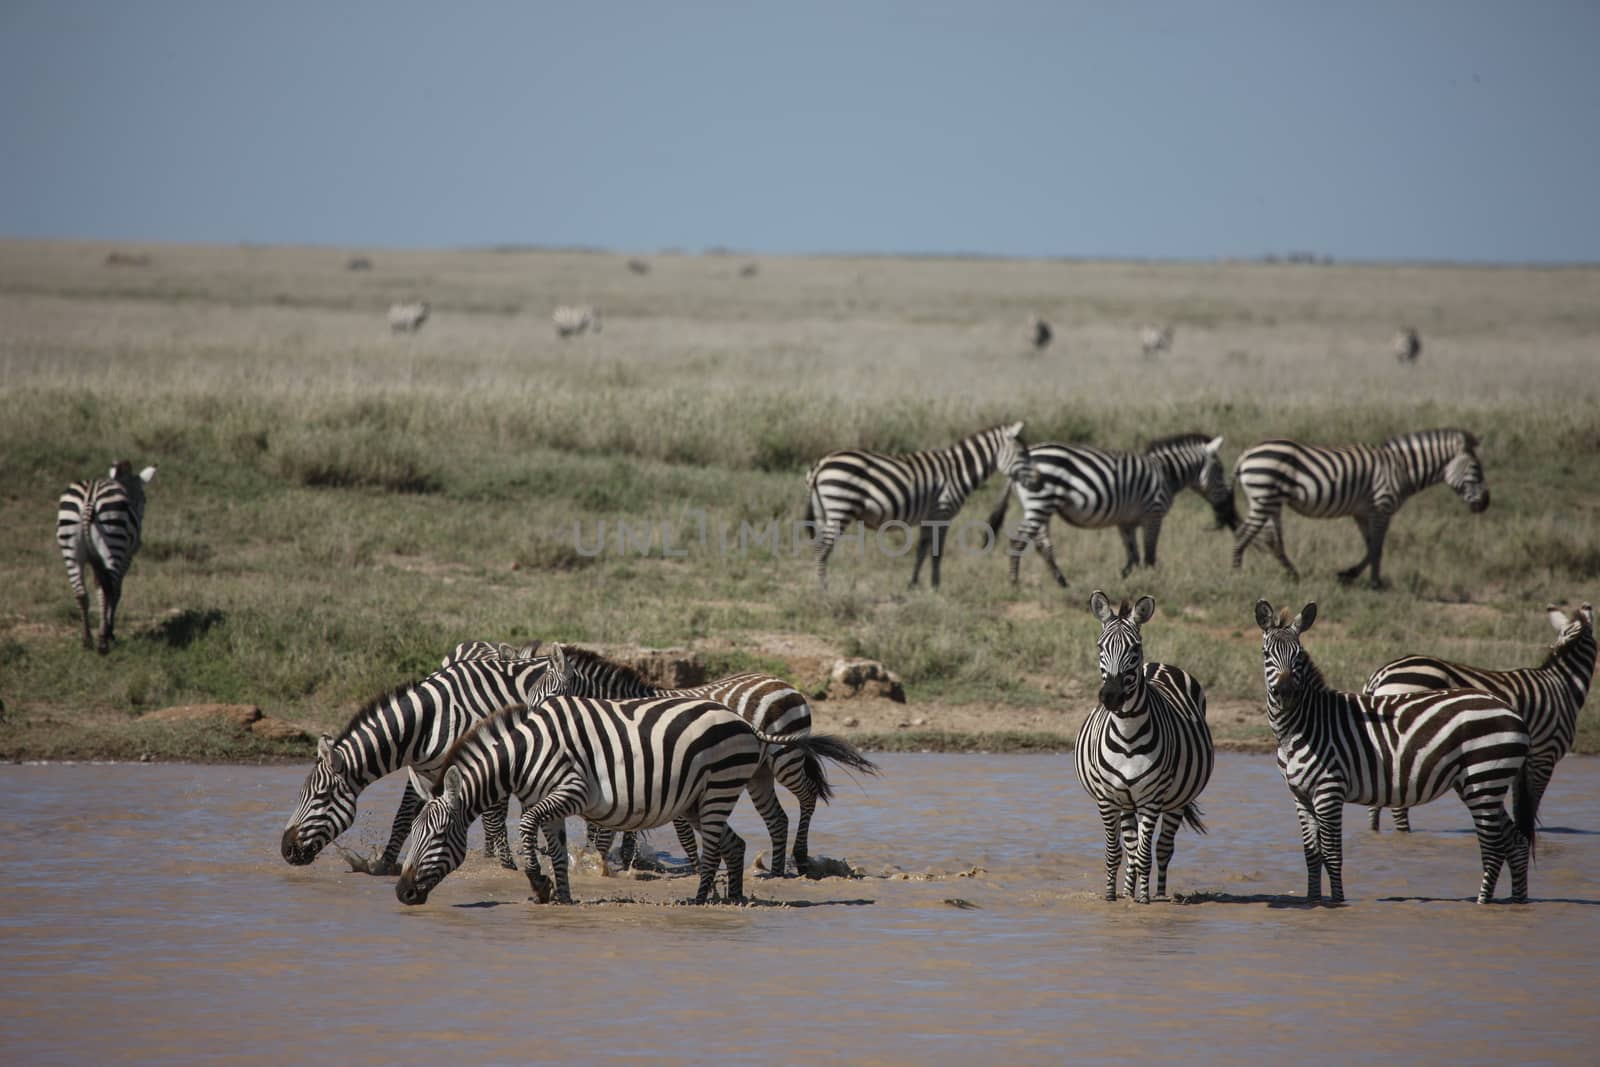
xmin=3 ymin=1 xmax=1596 ymax=262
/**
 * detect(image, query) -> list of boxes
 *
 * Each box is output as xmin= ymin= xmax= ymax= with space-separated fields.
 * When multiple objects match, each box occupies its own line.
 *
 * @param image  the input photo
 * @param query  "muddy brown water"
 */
xmin=2 ymin=753 xmax=1597 ymax=1066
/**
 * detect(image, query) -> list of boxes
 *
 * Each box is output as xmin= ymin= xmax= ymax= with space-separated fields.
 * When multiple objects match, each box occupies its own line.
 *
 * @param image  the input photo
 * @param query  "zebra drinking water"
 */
xmin=56 ymin=461 xmax=156 ymax=654
xmin=280 ymin=645 xmax=565 ymax=875
xmin=987 ymin=432 xmax=1235 ymax=586
xmin=804 ymin=421 xmax=1041 ymax=589
xmin=1232 ymin=428 xmax=1489 ymax=588
xmin=1363 ymin=602 xmax=1594 ymax=833
xmin=1075 ymin=592 xmax=1213 ymax=902
xmin=1254 ymin=599 xmax=1535 ymax=904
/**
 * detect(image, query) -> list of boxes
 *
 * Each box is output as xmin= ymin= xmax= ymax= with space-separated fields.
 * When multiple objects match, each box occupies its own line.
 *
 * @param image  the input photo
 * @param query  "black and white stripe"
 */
xmin=1075 ymin=592 xmax=1213 ymax=902
xmin=388 ymin=301 xmax=429 ymax=332
xmin=552 ymin=304 xmax=601 ymax=337
xmin=1255 ymin=599 xmax=1536 ymax=904
xmin=56 ymin=461 xmax=156 ymax=654
xmin=1231 ymin=428 xmax=1489 ymax=587
xmin=557 ymin=647 xmax=878 ymax=876
xmin=804 ymin=421 xmax=1040 ymax=589
xmin=396 ymin=653 xmax=767 ymax=906
xmin=987 ymin=432 xmax=1235 ymax=586
xmin=1363 ymin=602 xmax=1595 ymax=833
xmin=280 ymin=646 xmax=563 ymax=874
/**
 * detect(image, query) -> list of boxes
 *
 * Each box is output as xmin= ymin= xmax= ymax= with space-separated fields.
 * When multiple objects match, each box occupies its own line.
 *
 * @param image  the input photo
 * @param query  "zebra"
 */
xmin=280 ymin=645 xmax=566 ymax=875
xmin=395 ymin=648 xmax=777 ymax=906
xmin=1076 ymin=592 xmax=1213 ymax=902
xmin=1393 ymin=327 xmax=1421 ymax=364
xmin=1031 ymin=316 xmax=1053 ymax=351
xmin=1363 ymin=602 xmax=1595 ymax=833
xmin=56 ymin=461 xmax=156 ymax=654
xmin=1254 ymin=599 xmax=1536 ymax=904
xmin=986 ymin=432 xmax=1236 ymax=586
xmin=553 ymin=304 xmax=601 ymax=337
xmin=556 ymin=646 xmax=878 ymax=876
xmin=1140 ymin=325 xmax=1173 ymax=356
xmin=1231 ymin=428 xmax=1489 ymax=588
xmin=804 ymin=421 xmax=1041 ymax=589
xmin=388 ymin=301 xmax=429 ymax=332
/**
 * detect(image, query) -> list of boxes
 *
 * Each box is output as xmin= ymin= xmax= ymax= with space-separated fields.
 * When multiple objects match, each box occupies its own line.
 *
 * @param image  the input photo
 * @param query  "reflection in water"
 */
xmin=1 ymin=753 xmax=1596 ymax=1065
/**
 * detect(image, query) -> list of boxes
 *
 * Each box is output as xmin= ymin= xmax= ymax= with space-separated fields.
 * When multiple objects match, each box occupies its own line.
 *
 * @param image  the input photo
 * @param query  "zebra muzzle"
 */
xmin=280 ymin=827 xmax=317 ymax=866
xmin=395 ymin=870 xmax=430 ymax=906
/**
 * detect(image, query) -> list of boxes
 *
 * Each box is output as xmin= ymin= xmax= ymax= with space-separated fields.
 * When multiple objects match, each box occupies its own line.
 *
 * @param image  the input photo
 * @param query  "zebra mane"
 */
xmin=431 ymin=701 xmax=527 ymax=793
xmin=562 ymin=645 xmax=658 ymax=692
xmin=1142 ymin=431 xmax=1210 ymax=454
xmin=333 ymin=678 xmax=430 ymax=746
xmin=1382 ymin=427 xmax=1477 ymax=452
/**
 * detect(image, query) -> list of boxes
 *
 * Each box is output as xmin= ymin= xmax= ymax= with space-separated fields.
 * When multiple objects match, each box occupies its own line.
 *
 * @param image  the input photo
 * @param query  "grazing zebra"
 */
xmin=1140 ymin=325 xmax=1173 ymax=355
xmin=1255 ymin=600 xmax=1536 ymax=904
xmin=1032 ymin=316 xmax=1053 ymax=350
xmin=56 ymin=461 xmax=156 ymax=654
xmin=552 ymin=304 xmax=601 ymax=337
xmin=388 ymin=301 xmax=429 ymax=332
xmin=396 ymin=654 xmax=773 ymax=906
xmin=1363 ymin=602 xmax=1595 ymax=833
xmin=556 ymin=646 xmax=878 ymax=876
xmin=804 ymin=422 xmax=1041 ymax=589
xmin=1231 ymin=428 xmax=1489 ymax=588
xmin=1393 ymin=327 xmax=1421 ymax=364
xmin=987 ymin=432 xmax=1236 ymax=586
xmin=1076 ymin=592 xmax=1213 ymax=902
xmin=280 ymin=646 xmax=565 ymax=875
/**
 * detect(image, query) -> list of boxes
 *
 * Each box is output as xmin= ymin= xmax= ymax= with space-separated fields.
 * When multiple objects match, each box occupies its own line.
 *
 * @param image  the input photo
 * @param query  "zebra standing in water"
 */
xmin=1232 ymin=428 xmax=1489 ymax=588
xmin=57 ymin=461 xmax=156 ymax=654
xmin=1255 ymin=600 xmax=1536 ymax=904
xmin=556 ymin=646 xmax=878 ymax=876
xmin=396 ymin=650 xmax=775 ymax=906
xmin=987 ymin=432 xmax=1236 ymax=586
xmin=804 ymin=422 xmax=1041 ymax=589
xmin=1363 ymin=602 xmax=1595 ymax=833
xmin=1076 ymin=592 xmax=1213 ymax=902
xmin=280 ymin=645 xmax=565 ymax=875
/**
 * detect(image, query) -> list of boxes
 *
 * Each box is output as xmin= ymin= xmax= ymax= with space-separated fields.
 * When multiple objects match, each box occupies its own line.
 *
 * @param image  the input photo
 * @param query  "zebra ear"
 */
xmin=1253 ymin=600 xmax=1275 ymax=632
xmin=442 ymin=766 xmax=466 ymax=803
xmin=1294 ymin=603 xmax=1318 ymax=634
xmin=1132 ymin=596 xmax=1156 ymax=624
xmin=1204 ymin=436 xmax=1223 ymax=454
xmin=543 ymin=643 xmax=568 ymax=687
xmin=1004 ymin=421 xmax=1024 ymax=439
xmin=316 ymin=734 xmax=335 ymax=764
xmin=406 ymin=766 xmax=433 ymax=799
xmin=139 ymin=466 xmax=157 ymax=483
xmin=1548 ymin=606 xmax=1570 ymax=633
xmin=1090 ymin=591 xmax=1115 ymax=623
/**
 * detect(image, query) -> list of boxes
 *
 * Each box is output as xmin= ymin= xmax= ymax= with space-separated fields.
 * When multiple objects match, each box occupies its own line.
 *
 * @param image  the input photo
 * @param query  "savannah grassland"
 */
xmin=0 ymin=239 xmax=1596 ymax=761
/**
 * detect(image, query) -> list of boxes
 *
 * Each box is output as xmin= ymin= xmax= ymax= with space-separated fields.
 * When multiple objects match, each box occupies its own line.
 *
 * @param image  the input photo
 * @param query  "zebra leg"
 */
xmin=814 ymin=521 xmax=840 ymax=591
xmin=910 ymin=523 xmax=935 ymax=589
xmin=375 ymin=783 xmax=423 ymax=874
xmin=1141 ymin=512 xmax=1167 ymax=569
xmin=1312 ymin=789 xmax=1346 ymax=904
xmin=1120 ymin=812 xmax=1140 ymax=899
xmin=717 ymin=824 xmax=748 ymax=903
xmin=1264 ymin=513 xmax=1299 ymax=581
xmin=1033 ymin=524 xmax=1069 ymax=587
xmin=618 ymin=831 xmax=639 ymax=872
xmin=540 ymin=820 xmax=575 ymax=905
xmin=1097 ymin=802 xmax=1124 ymax=901
xmin=1463 ymin=790 xmax=1514 ymax=904
xmin=1368 ymin=806 xmax=1381 ymax=832
xmin=1153 ymin=811 xmax=1181 ymax=898
xmin=65 ymin=560 xmax=93 ymax=650
xmin=1392 ymin=807 xmax=1411 ymax=833
xmin=1231 ymin=504 xmax=1273 ymax=569
xmin=1132 ymin=810 xmax=1160 ymax=904
xmin=1117 ymin=525 xmax=1140 ymax=578
xmin=93 ymin=563 xmax=121 ymax=654
xmin=1337 ymin=515 xmax=1373 ymax=584
xmin=1363 ymin=512 xmax=1392 ymax=589
xmin=482 ymin=801 xmax=517 ymax=868
xmin=674 ymin=817 xmax=701 ymax=870
xmin=515 ymin=811 xmax=555 ymax=903
xmin=1293 ymin=796 xmax=1324 ymax=902
xmin=746 ymin=764 xmax=791 ymax=878
xmin=775 ymin=752 xmax=818 ymax=868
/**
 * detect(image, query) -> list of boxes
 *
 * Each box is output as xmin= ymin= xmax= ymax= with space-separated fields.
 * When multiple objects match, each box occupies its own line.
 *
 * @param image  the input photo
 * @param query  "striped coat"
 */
xmin=552 ymin=305 xmax=601 ymax=337
xmin=388 ymin=301 xmax=429 ymax=332
xmin=56 ymin=461 xmax=156 ymax=653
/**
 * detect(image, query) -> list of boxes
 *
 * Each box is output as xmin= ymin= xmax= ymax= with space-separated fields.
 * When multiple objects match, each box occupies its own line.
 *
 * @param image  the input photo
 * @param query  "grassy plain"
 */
xmin=0 ymin=239 xmax=1596 ymax=760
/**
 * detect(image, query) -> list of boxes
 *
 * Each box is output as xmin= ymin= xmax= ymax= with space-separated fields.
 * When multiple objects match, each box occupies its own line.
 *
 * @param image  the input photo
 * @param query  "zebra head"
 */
xmin=281 ymin=735 xmax=359 ymax=865
xmin=1548 ymin=602 xmax=1596 ymax=654
xmin=998 ymin=422 xmax=1044 ymax=491
xmin=1443 ymin=436 xmax=1490 ymax=513
xmin=395 ymin=765 xmax=472 ymax=906
xmin=1254 ymin=599 xmax=1318 ymax=716
xmin=512 ymin=643 xmax=571 ymax=706
xmin=1198 ymin=436 xmax=1239 ymax=530
xmin=1090 ymin=590 xmax=1155 ymax=712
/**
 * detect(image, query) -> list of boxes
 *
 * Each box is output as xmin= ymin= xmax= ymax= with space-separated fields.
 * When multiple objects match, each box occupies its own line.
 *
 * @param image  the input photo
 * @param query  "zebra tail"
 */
xmin=1180 ymin=802 xmax=1208 ymax=835
xmin=984 ymin=485 xmax=1013 ymax=542
xmin=761 ymin=732 xmax=881 ymax=806
xmin=1514 ymin=766 xmax=1538 ymax=862
xmin=1212 ymin=485 xmax=1240 ymax=532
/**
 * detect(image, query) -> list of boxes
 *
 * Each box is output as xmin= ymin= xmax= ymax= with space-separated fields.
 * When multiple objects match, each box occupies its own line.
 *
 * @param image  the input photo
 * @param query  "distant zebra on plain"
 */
xmin=1393 ymin=327 xmax=1421 ymax=364
xmin=1363 ymin=602 xmax=1595 ymax=833
xmin=280 ymin=646 xmax=566 ymax=875
xmin=553 ymin=304 xmax=601 ymax=337
xmin=987 ymin=432 xmax=1236 ymax=587
xmin=397 ymin=651 xmax=779 ymax=906
xmin=1255 ymin=600 xmax=1535 ymax=904
xmin=1076 ymin=592 xmax=1213 ymax=902
xmin=1231 ymin=428 xmax=1489 ymax=588
xmin=56 ymin=461 xmax=156 ymax=653
xmin=1031 ymin=316 xmax=1053 ymax=351
xmin=556 ymin=646 xmax=878 ymax=876
xmin=1140 ymin=325 xmax=1174 ymax=355
xmin=804 ymin=422 xmax=1041 ymax=589
xmin=388 ymin=301 xmax=429 ymax=332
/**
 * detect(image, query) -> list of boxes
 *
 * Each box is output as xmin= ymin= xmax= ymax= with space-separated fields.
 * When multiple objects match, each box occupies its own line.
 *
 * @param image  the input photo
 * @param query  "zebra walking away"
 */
xmin=804 ymin=422 xmax=1041 ymax=589
xmin=1393 ymin=328 xmax=1421 ymax=364
xmin=1255 ymin=599 xmax=1536 ymax=904
xmin=396 ymin=651 xmax=770 ymax=906
xmin=280 ymin=645 xmax=566 ymax=875
xmin=57 ymin=461 xmax=156 ymax=653
xmin=388 ymin=301 xmax=429 ymax=332
xmin=1231 ymin=428 xmax=1489 ymax=588
xmin=556 ymin=646 xmax=878 ymax=876
xmin=1076 ymin=592 xmax=1213 ymax=902
xmin=553 ymin=305 xmax=601 ymax=337
xmin=1363 ymin=602 xmax=1594 ymax=833
xmin=987 ymin=432 xmax=1235 ymax=586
